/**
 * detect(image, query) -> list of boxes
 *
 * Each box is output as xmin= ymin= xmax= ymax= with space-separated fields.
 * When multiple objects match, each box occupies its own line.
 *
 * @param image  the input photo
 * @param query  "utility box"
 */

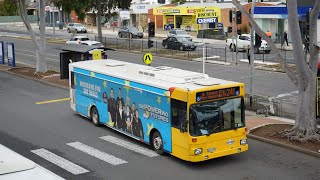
xmin=60 ymin=44 xmax=109 ymax=79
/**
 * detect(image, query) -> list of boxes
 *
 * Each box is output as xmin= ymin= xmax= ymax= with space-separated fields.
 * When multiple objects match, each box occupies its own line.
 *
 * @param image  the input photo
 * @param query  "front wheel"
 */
xmin=152 ymin=131 xmax=164 ymax=155
xmin=90 ymin=106 xmax=100 ymax=126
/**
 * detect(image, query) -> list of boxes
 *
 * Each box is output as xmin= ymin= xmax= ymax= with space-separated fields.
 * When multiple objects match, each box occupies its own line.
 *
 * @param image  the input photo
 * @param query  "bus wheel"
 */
xmin=90 ymin=106 xmax=100 ymax=126
xmin=152 ymin=131 xmax=164 ymax=155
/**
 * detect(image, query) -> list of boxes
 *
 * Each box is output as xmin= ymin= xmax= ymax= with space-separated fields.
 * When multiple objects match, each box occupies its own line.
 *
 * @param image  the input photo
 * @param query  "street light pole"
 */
xmin=249 ymin=0 xmax=256 ymax=107
xmin=52 ymin=3 xmax=55 ymax=35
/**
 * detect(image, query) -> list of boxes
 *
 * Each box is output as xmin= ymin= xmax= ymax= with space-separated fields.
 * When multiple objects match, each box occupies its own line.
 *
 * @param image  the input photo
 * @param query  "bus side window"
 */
xmin=171 ymin=99 xmax=187 ymax=129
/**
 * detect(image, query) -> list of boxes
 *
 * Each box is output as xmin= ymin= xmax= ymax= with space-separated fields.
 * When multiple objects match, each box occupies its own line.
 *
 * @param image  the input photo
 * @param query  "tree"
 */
xmin=170 ymin=0 xmax=186 ymax=5
xmin=232 ymin=0 xmax=320 ymax=141
xmin=0 ymin=0 xmax=18 ymax=16
xmin=16 ymin=0 xmax=47 ymax=73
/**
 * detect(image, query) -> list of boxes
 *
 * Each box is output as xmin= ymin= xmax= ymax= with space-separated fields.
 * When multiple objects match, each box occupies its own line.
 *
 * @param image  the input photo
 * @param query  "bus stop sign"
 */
xmin=143 ymin=53 xmax=153 ymax=65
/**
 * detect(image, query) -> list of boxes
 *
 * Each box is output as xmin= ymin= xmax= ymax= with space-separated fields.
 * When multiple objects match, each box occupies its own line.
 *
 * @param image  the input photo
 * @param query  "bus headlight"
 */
xmin=240 ymin=139 xmax=247 ymax=145
xmin=194 ymin=148 xmax=202 ymax=155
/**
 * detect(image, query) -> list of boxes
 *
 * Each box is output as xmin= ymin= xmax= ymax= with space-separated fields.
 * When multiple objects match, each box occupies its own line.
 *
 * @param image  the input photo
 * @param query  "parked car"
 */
xmin=66 ymin=35 xmax=104 ymax=47
xmin=118 ymin=26 xmax=143 ymax=38
xmin=162 ymin=37 xmax=196 ymax=51
xmin=167 ymin=29 xmax=192 ymax=41
xmin=226 ymin=34 xmax=271 ymax=54
xmin=67 ymin=23 xmax=87 ymax=33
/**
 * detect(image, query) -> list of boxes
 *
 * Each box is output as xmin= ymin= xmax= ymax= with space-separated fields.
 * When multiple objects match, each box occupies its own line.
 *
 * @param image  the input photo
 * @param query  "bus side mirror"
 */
xmin=180 ymin=121 xmax=187 ymax=133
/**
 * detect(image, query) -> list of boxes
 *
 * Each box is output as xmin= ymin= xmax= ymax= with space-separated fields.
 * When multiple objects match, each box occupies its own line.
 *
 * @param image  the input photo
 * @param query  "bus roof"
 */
xmin=69 ymin=59 xmax=241 ymax=91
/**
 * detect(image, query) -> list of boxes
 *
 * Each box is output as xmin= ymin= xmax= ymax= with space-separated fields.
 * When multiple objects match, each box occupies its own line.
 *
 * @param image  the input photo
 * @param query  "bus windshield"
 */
xmin=189 ymin=97 xmax=244 ymax=136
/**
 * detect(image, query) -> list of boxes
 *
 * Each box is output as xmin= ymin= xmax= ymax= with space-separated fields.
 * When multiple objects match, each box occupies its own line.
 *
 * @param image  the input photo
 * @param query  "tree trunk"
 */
xmin=37 ymin=0 xmax=47 ymax=72
xmin=17 ymin=0 xmax=47 ymax=73
xmin=97 ymin=0 xmax=103 ymax=42
xmin=232 ymin=0 xmax=320 ymax=141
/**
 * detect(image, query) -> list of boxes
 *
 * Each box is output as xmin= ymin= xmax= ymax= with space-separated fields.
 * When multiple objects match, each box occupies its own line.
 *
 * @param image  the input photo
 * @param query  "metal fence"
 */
xmin=244 ymin=93 xmax=296 ymax=119
xmin=241 ymin=49 xmax=295 ymax=64
xmin=95 ymin=36 xmax=227 ymax=62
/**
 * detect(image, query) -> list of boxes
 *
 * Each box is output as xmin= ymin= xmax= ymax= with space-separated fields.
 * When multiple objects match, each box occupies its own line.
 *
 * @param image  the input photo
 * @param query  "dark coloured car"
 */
xmin=118 ymin=26 xmax=143 ymax=38
xmin=162 ymin=37 xmax=196 ymax=51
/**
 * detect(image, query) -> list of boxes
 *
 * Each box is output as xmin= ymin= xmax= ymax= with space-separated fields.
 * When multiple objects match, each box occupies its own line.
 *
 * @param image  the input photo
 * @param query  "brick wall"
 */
xmin=147 ymin=8 xmax=164 ymax=29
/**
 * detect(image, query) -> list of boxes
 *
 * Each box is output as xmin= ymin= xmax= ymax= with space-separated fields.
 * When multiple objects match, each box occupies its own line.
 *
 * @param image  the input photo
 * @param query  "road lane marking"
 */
xmin=66 ymin=142 xmax=127 ymax=166
xmin=35 ymin=98 xmax=70 ymax=105
xmin=100 ymin=135 xmax=158 ymax=157
xmin=31 ymin=148 xmax=89 ymax=175
xmin=15 ymin=52 xmax=59 ymax=62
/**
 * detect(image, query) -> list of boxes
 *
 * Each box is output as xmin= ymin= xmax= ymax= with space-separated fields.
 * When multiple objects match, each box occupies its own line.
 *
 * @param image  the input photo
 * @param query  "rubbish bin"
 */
xmin=59 ymin=44 xmax=113 ymax=79
xmin=59 ymin=22 xmax=64 ymax=30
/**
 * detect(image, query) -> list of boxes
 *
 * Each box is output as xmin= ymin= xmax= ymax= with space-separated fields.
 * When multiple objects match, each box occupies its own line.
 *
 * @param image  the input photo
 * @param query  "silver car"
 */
xmin=67 ymin=23 xmax=87 ymax=33
xmin=167 ymin=29 xmax=192 ymax=41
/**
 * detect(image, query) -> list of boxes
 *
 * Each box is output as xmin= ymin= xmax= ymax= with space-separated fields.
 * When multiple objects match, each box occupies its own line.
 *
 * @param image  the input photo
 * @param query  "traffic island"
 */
xmin=249 ymin=124 xmax=320 ymax=157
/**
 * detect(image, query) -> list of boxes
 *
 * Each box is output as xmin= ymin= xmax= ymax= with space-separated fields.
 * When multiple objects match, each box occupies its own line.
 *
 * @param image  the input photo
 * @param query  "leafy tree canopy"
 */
xmin=0 ymin=0 xmax=18 ymax=16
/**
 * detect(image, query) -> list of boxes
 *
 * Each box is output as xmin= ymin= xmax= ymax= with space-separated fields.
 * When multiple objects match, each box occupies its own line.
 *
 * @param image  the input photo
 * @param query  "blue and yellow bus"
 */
xmin=69 ymin=59 xmax=248 ymax=162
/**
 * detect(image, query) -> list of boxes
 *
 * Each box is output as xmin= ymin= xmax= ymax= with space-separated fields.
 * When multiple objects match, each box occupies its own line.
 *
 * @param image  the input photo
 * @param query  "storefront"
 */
xmin=153 ymin=6 xmax=221 ymax=32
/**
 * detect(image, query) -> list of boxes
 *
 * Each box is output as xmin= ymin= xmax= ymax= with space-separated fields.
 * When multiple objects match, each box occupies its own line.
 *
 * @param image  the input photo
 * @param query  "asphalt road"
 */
xmin=0 ymin=30 xmax=299 ymax=118
xmin=0 ymin=71 xmax=319 ymax=180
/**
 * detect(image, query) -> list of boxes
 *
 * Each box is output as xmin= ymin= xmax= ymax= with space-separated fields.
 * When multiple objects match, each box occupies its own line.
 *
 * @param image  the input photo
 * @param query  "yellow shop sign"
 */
xmin=196 ymin=12 xmax=217 ymax=18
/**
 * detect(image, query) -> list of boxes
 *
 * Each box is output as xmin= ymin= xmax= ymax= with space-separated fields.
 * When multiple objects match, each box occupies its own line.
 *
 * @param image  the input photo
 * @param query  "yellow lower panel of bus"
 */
xmin=189 ymin=144 xmax=248 ymax=162
xmin=171 ymin=127 xmax=248 ymax=162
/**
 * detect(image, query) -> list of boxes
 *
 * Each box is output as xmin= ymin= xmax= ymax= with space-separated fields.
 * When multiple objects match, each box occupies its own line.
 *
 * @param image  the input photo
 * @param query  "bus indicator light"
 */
xmin=192 ymin=138 xmax=197 ymax=142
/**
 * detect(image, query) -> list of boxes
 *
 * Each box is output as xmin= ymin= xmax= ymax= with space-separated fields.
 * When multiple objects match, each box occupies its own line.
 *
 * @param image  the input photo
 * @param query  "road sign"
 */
xmin=196 ymin=17 xmax=217 ymax=24
xmin=143 ymin=53 xmax=153 ymax=65
xmin=7 ymin=42 xmax=15 ymax=67
xmin=92 ymin=50 xmax=102 ymax=60
xmin=120 ymin=11 xmax=130 ymax=20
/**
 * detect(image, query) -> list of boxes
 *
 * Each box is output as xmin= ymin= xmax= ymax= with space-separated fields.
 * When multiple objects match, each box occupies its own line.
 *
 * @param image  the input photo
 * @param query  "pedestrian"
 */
xmin=283 ymin=31 xmax=289 ymax=46
xmin=246 ymin=48 xmax=251 ymax=66
xmin=304 ymin=35 xmax=310 ymax=53
xmin=266 ymin=30 xmax=272 ymax=38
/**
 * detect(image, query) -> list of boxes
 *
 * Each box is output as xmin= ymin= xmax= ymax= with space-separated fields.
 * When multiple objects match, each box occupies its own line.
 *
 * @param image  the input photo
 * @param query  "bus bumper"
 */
xmin=189 ymin=144 xmax=248 ymax=162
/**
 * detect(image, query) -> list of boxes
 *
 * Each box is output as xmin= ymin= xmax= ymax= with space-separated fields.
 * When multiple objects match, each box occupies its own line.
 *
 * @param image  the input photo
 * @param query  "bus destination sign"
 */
xmin=196 ymin=87 xmax=240 ymax=102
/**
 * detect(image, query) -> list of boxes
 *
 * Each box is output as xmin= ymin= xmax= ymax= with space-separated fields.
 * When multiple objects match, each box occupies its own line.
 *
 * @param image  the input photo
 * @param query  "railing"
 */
xmin=95 ymin=36 xmax=227 ymax=62
xmin=241 ymin=47 xmax=295 ymax=64
xmin=244 ymin=94 xmax=296 ymax=119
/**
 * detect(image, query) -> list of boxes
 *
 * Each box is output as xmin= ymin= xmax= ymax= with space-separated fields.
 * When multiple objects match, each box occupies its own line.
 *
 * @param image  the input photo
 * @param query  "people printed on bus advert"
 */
xmin=132 ymin=109 xmax=144 ymax=139
xmin=116 ymin=88 xmax=124 ymax=110
xmin=103 ymin=92 xmax=108 ymax=103
xmin=108 ymin=88 xmax=117 ymax=125
xmin=125 ymin=105 xmax=132 ymax=133
xmin=116 ymin=100 xmax=125 ymax=130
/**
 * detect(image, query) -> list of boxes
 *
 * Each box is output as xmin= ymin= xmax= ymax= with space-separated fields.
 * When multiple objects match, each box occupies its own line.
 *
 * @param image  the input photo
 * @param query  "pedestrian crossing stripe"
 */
xmin=31 ymin=148 xmax=89 ymax=175
xmin=67 ymin=142 xmax=127 ymax=166
xmin=100 ymin=135 xmax=158 ymax=157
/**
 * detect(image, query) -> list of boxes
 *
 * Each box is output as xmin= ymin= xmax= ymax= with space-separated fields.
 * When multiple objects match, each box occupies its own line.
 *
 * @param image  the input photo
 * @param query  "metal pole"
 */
xmin=231 ymin=8 xmax=234 ymax=62
xmin=249 ymin=0 xmax=256 ymax=107
xmin=52 ymin=4 xmax=55 ymax=35
xmin=202 ymin=26 xmax=205 ymax=74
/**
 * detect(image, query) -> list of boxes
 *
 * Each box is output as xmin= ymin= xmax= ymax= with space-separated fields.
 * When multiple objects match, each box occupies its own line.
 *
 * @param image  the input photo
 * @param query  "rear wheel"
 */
xmin=67 ymin=28 xmax=71 ymax=33
xmin=90 ymin=106 xmax=100 ymax=126
xmin=164 ymin=44 xmax=168 ymax=49
xmin=118 ymin=33 xmax=122 ymax=38
xmin=152 ymin=131 xmax=164 ymax=155
xmin=180 ymin=46 xmax=184 ymax=51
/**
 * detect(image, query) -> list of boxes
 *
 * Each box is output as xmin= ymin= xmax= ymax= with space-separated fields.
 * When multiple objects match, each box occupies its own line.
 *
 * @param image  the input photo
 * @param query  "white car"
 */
xmin=168 ymin=29 xmax=192 ymax=41
xmin=66 ymin=36 xmax=104 ymax=47
xmin=226 ymin=34 xmax=271 ymax=54
xmin=66 ymin=23 xmax=87 ymax=33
